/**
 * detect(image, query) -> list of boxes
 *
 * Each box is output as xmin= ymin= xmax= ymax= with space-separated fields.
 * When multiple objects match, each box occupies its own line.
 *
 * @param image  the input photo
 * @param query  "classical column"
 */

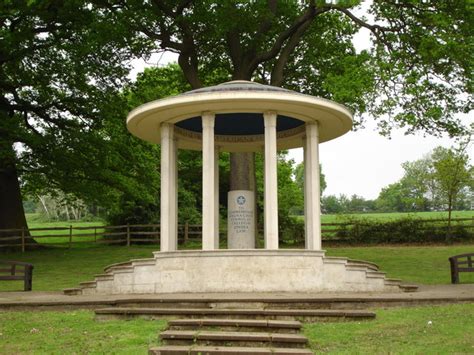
xmin=303 ymin=137 xmax=311 ymax=249
xmin=305 ymin=122 xmax=322 ymax=250
xmin=172 ymin=136 xmax=178 ymax=244
xmin=160 ymin=123 xmax=177 ymax=251
xmin=263 ymin=111 xmax=279 ymax=250
xmin=202 ymin=112 xmax=216 ymax=250
xmin=214 ymin=147 xmax=220 ymax=249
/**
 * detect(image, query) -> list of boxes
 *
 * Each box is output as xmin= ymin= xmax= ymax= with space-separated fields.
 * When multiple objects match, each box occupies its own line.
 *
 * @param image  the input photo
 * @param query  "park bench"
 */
xmin=449 ymin=253 xmax=474 ymax=284
xmin=0 ymin=260 xmax=34 ymax=291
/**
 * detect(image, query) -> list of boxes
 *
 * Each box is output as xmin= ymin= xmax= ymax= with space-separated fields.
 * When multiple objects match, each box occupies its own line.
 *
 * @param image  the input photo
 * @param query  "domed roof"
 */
xmin=127 ymin=80 xmax=352 ymax=152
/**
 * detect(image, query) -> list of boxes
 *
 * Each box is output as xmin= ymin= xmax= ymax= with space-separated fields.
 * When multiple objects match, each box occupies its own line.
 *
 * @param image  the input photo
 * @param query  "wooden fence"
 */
xmin=0 ymin=217 xmax=473 ymax=252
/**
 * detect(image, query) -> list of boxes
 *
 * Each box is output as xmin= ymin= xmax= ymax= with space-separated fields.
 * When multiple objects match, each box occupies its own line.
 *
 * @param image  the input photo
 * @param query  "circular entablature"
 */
xmin=127 ymin=81 xmax=352 ymax=152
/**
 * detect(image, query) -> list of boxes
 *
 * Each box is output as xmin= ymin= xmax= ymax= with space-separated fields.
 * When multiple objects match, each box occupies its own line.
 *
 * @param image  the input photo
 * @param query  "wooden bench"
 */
xmin=0 ymin=260 xmax=34 ymax=291
xmin=449 ymin=253 xmax=474 ymax=284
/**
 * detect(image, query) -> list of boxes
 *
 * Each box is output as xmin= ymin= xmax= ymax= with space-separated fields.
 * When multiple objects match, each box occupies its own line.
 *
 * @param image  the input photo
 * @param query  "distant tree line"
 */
xmin=320 ymin=143 xmax=473 ymax=215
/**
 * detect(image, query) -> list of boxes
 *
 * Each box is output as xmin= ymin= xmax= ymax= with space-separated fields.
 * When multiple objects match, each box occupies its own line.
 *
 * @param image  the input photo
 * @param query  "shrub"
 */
xmin=335 ymin=217 xmax=474 ymax=244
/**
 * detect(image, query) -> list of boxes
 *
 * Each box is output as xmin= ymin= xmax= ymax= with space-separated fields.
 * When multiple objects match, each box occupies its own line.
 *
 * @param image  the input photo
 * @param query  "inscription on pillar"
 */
xmin=228 ymin=190 xmax=255 ymax=249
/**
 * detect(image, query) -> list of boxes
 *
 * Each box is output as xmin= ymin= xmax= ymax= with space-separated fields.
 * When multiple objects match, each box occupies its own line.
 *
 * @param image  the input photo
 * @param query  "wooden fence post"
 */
xmin=21 ymin=227 xmax=25 ymax=253
xmin=69 ymin=225 xmax=73 ymax=249
xmin=153 ymin=225 xmax=159 ymax=244
xmin=94 ymin=227 xmax=97 ymax=243
xmin=184 ymin=222 xmax=189 ymax=243
xmin=126 ymin=224 xmax=131 ymax=247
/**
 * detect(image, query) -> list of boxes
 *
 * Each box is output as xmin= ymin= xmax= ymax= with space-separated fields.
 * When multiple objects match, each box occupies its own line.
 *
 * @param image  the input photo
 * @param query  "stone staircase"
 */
xmin=63 ymin=252 xmax=418 ymax=296
xmin=93 ymin=297 xmax=377 ymax=353
xmin=151 ymin=318 xmax=311 ymax=354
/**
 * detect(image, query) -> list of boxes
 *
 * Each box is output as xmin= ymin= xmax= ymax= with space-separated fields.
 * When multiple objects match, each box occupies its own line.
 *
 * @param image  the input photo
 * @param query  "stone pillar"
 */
xmin=263 ymin=111 xmax=279 ymax=250
xmin=160 ymin=123 xmax=177 ymax=251
xmin=305 ymin=122 xmax=322 ymax=250
xmin=214 ymin=147 xmax=220 ymax=249
xmin=303 ymin=137 xmax=311 ymax=250
xmin=228 ymin=190 xmax=255 ymax=249
xmin=202 ymin=112 xmax=216 ymax=250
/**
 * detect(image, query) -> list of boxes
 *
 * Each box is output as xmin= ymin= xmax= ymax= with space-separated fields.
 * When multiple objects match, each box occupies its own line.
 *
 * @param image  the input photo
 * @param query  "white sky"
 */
xmin=129 ymin=2 xmax=473 ymax=200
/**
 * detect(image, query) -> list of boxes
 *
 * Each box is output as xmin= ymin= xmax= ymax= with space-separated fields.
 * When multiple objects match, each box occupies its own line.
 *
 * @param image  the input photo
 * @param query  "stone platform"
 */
xmin=62 ymin=250 xmax=416 ymax=295
xmin=1 ymin=284 xmax=473 ymax=311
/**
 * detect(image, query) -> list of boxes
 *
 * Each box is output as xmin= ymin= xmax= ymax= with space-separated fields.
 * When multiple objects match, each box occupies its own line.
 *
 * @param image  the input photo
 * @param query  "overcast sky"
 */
xmin=129 ymin=2 xmax=473 ymax=200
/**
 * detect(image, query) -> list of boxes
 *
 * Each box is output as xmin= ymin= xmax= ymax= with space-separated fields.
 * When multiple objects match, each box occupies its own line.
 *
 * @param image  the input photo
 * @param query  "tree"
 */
xmin=375 ymin=182 xmax=407 ymax=212
xmin=2 ymin=1 xmax=472 ymax=242
xmin=0 ymin=2 xmax=148 ymax=244
xmin=294 ymin=162 xmax=327 ymax=199
xmin=109 ymin=0 xmax=472 ymax=212
xmin=431 ymin=142 xmax=472 ymax=238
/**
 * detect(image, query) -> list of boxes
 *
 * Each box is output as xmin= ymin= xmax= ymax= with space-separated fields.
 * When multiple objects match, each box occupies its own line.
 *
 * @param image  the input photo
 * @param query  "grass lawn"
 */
xmin=304 ymin=303 xmax=474 ymax=353
xmin=25 ymin=213 xmax=106 ymax=246
xmin=0 ymin=304 xmax=472 ymax=354
xmin=1 ymin=244 xmax=473 ymax=292
xmin=319 ymin=210 xmax=474 ymax=223
xmin=0 ymin=310 xmax=166 ymax=354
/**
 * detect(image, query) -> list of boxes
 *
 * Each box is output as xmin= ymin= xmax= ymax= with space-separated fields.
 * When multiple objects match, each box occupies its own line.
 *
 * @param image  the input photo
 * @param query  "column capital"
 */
xmin=202 ymin=112 xmax=215 ymax=128
xmin=305 ymin=121 xmax=319 ymax=139
xmin=263 ymin=111 xmax=277 ymax=127
xmin=161 ymin=122 xmax=173 ymax=138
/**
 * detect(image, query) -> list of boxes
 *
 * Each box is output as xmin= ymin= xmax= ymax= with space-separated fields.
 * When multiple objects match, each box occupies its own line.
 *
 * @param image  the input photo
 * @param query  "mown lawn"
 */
xmin=25 ymin=213 xmax=105 ymax=245
xmin=1 ymin=244 xmax=473 ymax=292
xmin=304 ymin=303 xmax=474 ymax=354
xmin=0 ymin=304 xmax=472 ymax=354
xmin=0 ymin=310 xmax=166 ymax=354
xmin=319 ymin=210 xmax=474 ymax=223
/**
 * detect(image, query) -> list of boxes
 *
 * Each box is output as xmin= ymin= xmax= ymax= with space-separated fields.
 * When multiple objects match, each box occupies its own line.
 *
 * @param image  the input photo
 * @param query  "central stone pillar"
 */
xmin=264 ymin=111 xmax=279 ymax=250
xmin=227 ymin=190 xmax=255 ymax=249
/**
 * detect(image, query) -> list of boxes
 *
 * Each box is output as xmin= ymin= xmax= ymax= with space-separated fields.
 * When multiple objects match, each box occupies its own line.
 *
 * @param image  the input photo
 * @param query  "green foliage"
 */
xmin=375 ymin=144 xmax=473 ymax=213
xmin=321 ymin=194 xmax=375 ymax=214
xmin=335 ymin=217 xmax=473 ymax=244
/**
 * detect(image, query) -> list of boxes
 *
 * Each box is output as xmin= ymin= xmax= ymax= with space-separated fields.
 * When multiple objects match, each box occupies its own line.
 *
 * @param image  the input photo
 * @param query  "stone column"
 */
xmin=263 ymin=111 xmax=279 ymax=250
xmin=202 ymin=112 xmax=216 ymax=250
xmin=303 ymin=137 xmax=311 ymax=249
xmin=160 ymin=123 xmax=177 ymax=251
xmin=214 ymin=147 xmax=220 ymax=249
xmin=304 ymin=122 xmax=322 ymax=250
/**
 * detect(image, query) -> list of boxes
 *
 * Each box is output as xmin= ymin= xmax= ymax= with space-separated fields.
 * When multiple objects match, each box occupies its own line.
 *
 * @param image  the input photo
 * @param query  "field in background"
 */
xmin=317 ymin=210 xmax=473 ymax=223
xmin=26 ymin=210 xmax=474 ymax=228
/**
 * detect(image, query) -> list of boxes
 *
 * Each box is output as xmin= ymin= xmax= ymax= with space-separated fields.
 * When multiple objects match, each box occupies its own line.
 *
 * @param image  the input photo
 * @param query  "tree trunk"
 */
xmin=446 ymin=195 xmax=453 ymax=243
xmin=0 ymin=142 xmax=36 ymax=248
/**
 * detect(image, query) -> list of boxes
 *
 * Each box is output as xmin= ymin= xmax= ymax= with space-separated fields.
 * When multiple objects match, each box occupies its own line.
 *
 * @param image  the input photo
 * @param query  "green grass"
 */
xmin=319 ymin=210 xmax=474 ymax=224
xmin=325 ymin=245 xmax=474 ymax=284
xmin=304 ymin=303 xmax=474 ymax=354
xmin=0 ymin=245 xmax=158 ymax=291
xmin=25 ymin=213 xmax=105 ymax=245
xmin=0 ymin=305 xmax=472 ymax=354
xmin=0 ymin=310 xmax=166 ymax=354
xmin=1 ymin=244 xmax=473 ymax=292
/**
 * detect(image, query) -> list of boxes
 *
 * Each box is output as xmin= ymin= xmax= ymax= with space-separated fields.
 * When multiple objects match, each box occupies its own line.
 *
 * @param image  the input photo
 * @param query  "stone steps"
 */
xmin=94 ymin=307 xmax=376 ymax=322
xmin=150 ymin=315 xmax=315 ymax=354
xmin=168 ymin=318 xmax=301 ymax=333
xmin=160 ymin=330 xmax=308 ymax=348
xmin=149 ymin=345 xmax=313 ymax=354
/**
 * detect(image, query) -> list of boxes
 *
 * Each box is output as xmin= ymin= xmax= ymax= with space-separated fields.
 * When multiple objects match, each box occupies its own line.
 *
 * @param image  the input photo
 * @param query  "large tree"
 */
xmin=0 ymin=1 xmax=145 ymax=243
xmin=1 ymin=1 xmax=472 ymax=242
xmin=110 ymin=0 xmax=472 ymax=203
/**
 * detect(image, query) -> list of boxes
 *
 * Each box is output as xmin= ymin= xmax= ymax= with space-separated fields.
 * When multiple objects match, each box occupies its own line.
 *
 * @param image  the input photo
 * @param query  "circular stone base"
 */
xmin=98 ymin=250 xmax=402 ymax=295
